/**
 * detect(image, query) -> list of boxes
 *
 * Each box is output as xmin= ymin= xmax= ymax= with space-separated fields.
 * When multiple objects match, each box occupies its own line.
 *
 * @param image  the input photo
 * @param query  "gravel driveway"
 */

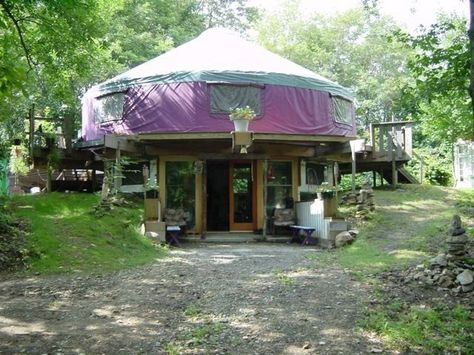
xmin=0 ymin=244 xmax=378 ymax=354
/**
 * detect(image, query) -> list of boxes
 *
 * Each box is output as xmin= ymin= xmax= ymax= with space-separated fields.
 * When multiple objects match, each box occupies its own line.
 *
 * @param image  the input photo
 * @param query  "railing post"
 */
xmin=379 ymin=126 xmax=385 ymax=157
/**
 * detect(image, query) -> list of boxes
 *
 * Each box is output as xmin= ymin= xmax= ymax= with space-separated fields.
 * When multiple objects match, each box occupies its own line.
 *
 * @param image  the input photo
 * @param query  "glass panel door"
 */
xmin=229 ymin=161 xmax=255 ymax=231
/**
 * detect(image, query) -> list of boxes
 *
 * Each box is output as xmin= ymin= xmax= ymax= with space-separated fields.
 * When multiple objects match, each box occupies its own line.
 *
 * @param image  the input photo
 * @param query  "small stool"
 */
xmin=289 ymin=225 xmax=316 ymax=246
xmin=166 ymin=226 xmax=181 ymax=246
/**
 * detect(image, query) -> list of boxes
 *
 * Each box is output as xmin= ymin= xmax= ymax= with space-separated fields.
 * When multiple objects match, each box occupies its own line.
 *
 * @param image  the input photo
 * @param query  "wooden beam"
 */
xmin=75 ymin=138 xmax=105 ymax=149
xmin=197 ymin=153 xmax=270 ymax=160
xmin=371 ymin=121 xmax=415 ymax=127
xmin=104 ymin=135 xmax=139 ymax=153
xmin=136 ymin=132 xmax=352 ymax=143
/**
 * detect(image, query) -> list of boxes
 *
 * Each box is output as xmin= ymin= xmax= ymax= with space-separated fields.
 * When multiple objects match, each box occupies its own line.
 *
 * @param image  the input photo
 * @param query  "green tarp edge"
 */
xmin=90 ymin=71 xmax=354 ymax=101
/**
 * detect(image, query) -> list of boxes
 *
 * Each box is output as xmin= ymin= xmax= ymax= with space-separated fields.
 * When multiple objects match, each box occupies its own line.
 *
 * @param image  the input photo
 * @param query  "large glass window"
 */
xmin=266 ymin=161 xmax=293 ymax=218
xmin=166 ymin=161 xmax=196 ymax=229
xmin=209 ymin=84 xmax=262 ymax=115
xmin=94 ymin=92 xmax=125 ymax=124
xmin=331 ymin=95 xmax=353 ymax=125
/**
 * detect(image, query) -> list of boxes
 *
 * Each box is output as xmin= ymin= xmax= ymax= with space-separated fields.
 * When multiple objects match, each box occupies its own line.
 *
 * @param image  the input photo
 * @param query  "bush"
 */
xmin=425 ymin=166 xmax=451 ymax=186
xmin=0 ymin=199 xmax=29 ymax=270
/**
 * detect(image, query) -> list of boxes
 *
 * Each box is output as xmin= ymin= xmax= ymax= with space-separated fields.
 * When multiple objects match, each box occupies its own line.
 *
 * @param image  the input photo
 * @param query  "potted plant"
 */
xmin=316 ymin=182 xmax=337 ymax=199
xmin=229 ymin=106 xmax=256 ymax=132
xmin=143 ymin=176 xmax=159 ymax=198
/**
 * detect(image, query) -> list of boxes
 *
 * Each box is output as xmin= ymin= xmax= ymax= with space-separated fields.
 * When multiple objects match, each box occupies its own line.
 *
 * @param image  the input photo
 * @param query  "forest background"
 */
xmin=0 ymin=0 xmax=472 ymax=185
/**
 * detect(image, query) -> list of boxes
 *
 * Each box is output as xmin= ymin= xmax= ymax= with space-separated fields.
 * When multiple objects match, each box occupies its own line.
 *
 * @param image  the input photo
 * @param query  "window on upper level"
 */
xmin=209 ymin=83 xmax=263 ymax=115
xmin=94 ymin=92 xmax=125 ymax=124
xmin=331 ymin=95 xmax=353 ymax=125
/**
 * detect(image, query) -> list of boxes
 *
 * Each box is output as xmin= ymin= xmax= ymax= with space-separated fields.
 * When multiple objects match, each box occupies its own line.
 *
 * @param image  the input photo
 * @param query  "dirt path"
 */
xmin=0 ymin=244 xmax=379 ymax=354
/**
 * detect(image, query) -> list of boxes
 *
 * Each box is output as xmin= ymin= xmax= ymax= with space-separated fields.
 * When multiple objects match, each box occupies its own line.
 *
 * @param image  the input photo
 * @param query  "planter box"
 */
xmin=322 ymin=196 xmax=337 ymax=218
xmin=145 ymin=189 xmax=159 ymax=199
xmin=144 ymin=198 xmax=160 ymax=220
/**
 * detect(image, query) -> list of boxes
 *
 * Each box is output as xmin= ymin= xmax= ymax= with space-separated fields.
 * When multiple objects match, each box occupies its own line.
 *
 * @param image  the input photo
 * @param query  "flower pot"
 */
xmin=321 ymin=191 xmax=335 ymax=199
xmin=145 ymin=189 xmax=159 ymax=199
xmin=232 ymin=119 xmax=250 ymax=132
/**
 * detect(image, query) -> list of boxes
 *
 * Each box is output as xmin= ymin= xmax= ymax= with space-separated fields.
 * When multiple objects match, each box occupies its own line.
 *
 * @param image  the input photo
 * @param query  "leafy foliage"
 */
xmin=394 ymin=16 xmax=471 ymax=144
xmin=257 ymin=5 xmax=411 ymax=129
xmin=0 ymin=197 xmax=29 ymax=270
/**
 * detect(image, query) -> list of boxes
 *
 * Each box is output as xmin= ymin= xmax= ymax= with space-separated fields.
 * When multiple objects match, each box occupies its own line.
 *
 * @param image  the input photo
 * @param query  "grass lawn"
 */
xmin=325 ymin=185 xmax=474 ymax=353
xmin=11 ymin=192 xmax=166 ymax=274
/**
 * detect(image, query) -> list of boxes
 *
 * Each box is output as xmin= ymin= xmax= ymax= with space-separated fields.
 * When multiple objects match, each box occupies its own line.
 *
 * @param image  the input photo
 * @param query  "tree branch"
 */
xmin=0 ymin=0 xmax=35 ymax=70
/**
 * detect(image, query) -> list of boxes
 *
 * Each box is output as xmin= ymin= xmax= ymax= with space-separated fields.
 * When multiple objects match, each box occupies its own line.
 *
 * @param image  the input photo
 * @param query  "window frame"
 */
xmin=208 ymin=82 xmax=264 ymax=117
xmin=330 ymin=94 xmax=353 ymax=126
xmin=94 ymin=92 xmax=126 ymax=125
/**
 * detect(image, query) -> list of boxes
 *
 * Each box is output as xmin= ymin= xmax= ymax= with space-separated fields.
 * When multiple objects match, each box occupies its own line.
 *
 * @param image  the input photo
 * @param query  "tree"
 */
xmin=469 ymin=0 xmax=474 ymax=130
xmin=198 ymin=0 xmax=259 ymax=33
xmin=256 ymin=3 xmax=411 ymax=130
xmin=395 ymin=16 xmax=470 ymax=145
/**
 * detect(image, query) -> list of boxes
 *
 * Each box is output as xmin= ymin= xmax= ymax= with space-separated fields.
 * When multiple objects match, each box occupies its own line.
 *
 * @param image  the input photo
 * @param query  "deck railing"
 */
xmin=369 ymin=121 xmax=413 ymax=160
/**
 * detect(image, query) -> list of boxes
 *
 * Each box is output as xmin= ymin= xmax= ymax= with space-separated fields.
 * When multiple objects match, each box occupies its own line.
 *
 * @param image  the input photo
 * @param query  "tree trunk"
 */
xmin=469 ymin=0 xmax=474 ymax=133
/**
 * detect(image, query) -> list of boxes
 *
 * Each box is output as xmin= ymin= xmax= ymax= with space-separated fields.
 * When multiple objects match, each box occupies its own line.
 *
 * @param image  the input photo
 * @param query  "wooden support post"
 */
xmin=202 ymin=161 xmax=207 ymax=238
xmin=114 ymin=141 xmax=121 ymax=193
xmin=380 ymin=168 xmax=384 ymax=186
xmin=349 ymin=140 xmax=357 ymax=193
xmin=373 ymin=171 xmax=377 ymax=188
xmin=92 ymin=169 xmax=97 ymax=192
xmin=46 ymin=163 xmax=52 ymax=193
xmin=262 ymin=160 xmax=268 ymax=239
xmin=29 ymin=106 xmax=35 ymax=164
xmin=63 ymin=114 xmax=73 ymax=153
xmin=391 ymin=158 xmax=398 ymax=189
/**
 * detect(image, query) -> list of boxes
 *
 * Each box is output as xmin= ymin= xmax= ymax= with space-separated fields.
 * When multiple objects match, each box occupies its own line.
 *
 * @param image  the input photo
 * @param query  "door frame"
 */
xmin=229 ymin=160 xmax=257 ymax=231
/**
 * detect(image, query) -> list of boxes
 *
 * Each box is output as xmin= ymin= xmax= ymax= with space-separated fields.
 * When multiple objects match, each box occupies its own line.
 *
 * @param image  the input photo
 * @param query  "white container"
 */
xmin=232 ymin=119 xmax=250 ymax=132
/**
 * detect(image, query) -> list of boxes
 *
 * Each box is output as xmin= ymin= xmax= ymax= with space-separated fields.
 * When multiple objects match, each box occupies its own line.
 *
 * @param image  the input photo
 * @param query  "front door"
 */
xmin=206 ymin=161 xmax=229 ymax=231
xmin=229 ymin=161 xmax=256 ymax=231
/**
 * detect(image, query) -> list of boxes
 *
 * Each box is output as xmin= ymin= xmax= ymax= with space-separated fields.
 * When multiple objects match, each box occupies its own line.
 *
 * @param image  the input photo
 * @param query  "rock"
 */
xmin=302 ymin=343 xmax=311 ymax=349
xmin=335 ymin=231 xmax=355 ymax=247
xmin=369 ymin=347 xmax=384 ymax=353
xmin=447 ymin=215 xmax=465 ymax=236
xmin=348 ymin=229 xmax=359 ymax=237
xmin=456 ymin=270 xmax=474 ymax=285
xmin=438 ymin=275 xmax=454 ymax=288
xmin=145 ymin=231 xmax=159 ymax=238
xmin=430 ymin=254 xmax=448 ymax=267
xmin=446 ymin=234 xmax=468 ymax=244
xmin=462 ymin=283 xmax=474 ymax=292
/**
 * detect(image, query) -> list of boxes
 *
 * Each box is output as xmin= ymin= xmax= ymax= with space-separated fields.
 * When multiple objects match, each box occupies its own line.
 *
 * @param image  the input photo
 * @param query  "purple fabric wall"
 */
xmin=82 ymin=82 xmax=355 ymax=141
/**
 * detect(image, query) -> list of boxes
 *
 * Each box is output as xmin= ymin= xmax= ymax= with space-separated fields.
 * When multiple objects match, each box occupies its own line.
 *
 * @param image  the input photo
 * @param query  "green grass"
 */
xmin=327 ymin=185 xmax=474 ymax=353
xmin=363 ymin=303 xmax=474 ymax=354
xmin=332 ymin=185 xmax=467 ymax=276
xmin=11 ymin=192 xmax=166 ymax=274
xmin=273 ymin=270 xmax=295 ymax=286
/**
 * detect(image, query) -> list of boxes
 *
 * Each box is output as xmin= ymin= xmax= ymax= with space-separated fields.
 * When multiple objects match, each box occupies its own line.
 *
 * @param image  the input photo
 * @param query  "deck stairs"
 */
xmin=339 ymin=121 xmax=422 ymax=185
